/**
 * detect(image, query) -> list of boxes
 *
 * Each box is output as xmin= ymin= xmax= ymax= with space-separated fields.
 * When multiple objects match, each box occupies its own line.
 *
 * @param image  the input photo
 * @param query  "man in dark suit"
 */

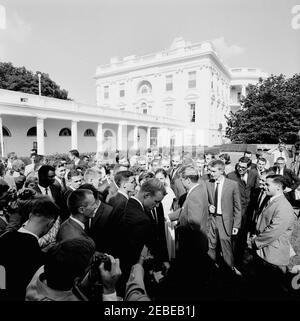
xmin=227 ymin=156 xmax=259 ymax=266
xmin=56 ymin=189 xmax=97 ymax=245
xmin=118 ymin=178 xmax=168 ymax=295
xmin=271 ymin=157 xmax=300 ymax=191
xmin=78 ymin=184 xmax=114 ymax=254
xmin=0 ymin=196 xmax=59 ymax=301
xmin=206 ymin=160 xmax=242 ymax=274
xmin=107 ymin=170 xmax=136 ymax=255
xmin=168 ymin=165 xmax=210 ymax=299
xmin=53 ymin=161 xmax=67 ymax=193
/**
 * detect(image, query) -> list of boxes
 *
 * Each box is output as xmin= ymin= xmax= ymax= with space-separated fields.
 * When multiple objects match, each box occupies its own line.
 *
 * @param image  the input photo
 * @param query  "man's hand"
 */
xmin=161 ymin=261 xmax=170 ymax=276
xmin=99 ymin=255 xmax=122 ymax=294
xmin=232 ymin=228 xmax=238 ymax=235
xmin=209 ymin=205 xmax=216 ymax=214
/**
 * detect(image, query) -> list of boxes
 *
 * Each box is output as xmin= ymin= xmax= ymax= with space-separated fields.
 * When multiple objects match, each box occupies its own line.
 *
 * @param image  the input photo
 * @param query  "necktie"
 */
xmin=214 ymin=182 xmax=219 ymax=214
xmin=45 ymin=187 xmax=48 ymax=195
xmin=61 ymin=177 xmax=67 ymax=190
xmin=152 ymin=208 xmax=158 ymax=223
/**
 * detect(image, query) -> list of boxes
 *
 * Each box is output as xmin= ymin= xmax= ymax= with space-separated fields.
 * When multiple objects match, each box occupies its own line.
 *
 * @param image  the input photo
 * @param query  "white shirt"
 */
xmin=38 ymin=184 xmax=53 ymax=199
xmin=240 ymin=172 xmax=248 ymax=184
xmin=18 ymin=226 xmax=39 ymax=241
xmin=295 ymin=189 xmax=300 ymax=200
xmin=118 ymin=190 xmax=129 ymax=200
xmin=214 ymin=176 xmax=225 ymax=215
xmin=70 ymin=216 xmax=85 ymax=230
xmin=131 ymin=196 xmax=144 ymax=211
xmin=276 ymin=167 xmax=284 ymax=176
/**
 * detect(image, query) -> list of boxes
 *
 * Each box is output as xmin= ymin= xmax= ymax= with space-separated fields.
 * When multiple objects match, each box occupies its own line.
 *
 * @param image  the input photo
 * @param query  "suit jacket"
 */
xmin=205 ymin=178 xmax=242 ymax=236
xmin=108 ymin=192 xmax=128 ymax=227
xmin=120 ymin=198 xmax=167 ymax=272
xmin=56 ymin=217 xmax=94 ymax=245
xmin=254 ymin=195 xmax=295 ymax=266
xmin=86 ymin=201 xmax=114 ymax=254
xmin=271 ymin=166 xmax=300 ymax=190
xmin=170 ymin=182 xmax=209 ymax=254
xmin=227 ymin=169 xmax=259 ymax=217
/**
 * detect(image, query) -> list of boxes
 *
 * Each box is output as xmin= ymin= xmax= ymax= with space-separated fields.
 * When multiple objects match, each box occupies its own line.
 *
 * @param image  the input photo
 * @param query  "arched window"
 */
xmin=59 ymin=128 xmax=71 ymax=136
xmin=27 ymin=127 xmax=47 ymax=137
xmin=2 ymin=126 xmax=11 ymax=137
xmin=137 ymin=80 xmax=152 ymax=95
xmin=83 ymin=129 xmax=95 ymax=137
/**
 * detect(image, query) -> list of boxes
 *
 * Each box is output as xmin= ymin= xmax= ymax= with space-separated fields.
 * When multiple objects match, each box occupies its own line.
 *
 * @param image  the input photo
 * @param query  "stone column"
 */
xmin=0 ymin=115 xmax=4 ymax=157
xmin=36 ymin=117 xmax=45 ymax=155
xmin=146 ymin=127 xmax=151 ymax=149
xmin=133 ymin=125 xmax=138 ymax=150
xmin=71 ymin=120 xmax=78 ymax=150
xmin=96 ymin=122 xmax=103 ymax=154
xmin=241 ymin=85 xmax=246 ymax=98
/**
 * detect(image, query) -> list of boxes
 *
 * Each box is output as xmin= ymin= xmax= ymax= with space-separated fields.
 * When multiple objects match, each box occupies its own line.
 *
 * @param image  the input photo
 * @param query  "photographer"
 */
xmin=26 ymin=238 xmax=121 ymax=301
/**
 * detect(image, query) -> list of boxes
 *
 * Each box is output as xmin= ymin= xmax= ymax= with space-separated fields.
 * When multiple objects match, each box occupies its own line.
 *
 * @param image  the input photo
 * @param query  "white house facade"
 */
xmin=95 ymin=37 xmax=267 ymax=148
xmin=0 ymin=37 xmax=267 ymax=157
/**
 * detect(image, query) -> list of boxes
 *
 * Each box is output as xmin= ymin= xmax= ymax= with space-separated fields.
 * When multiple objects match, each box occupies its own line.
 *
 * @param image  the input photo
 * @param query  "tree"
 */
xmin=226 ymin=74 xmax=300 ymax=144
xmin=0 ymin=62 xmax=70 ymax=100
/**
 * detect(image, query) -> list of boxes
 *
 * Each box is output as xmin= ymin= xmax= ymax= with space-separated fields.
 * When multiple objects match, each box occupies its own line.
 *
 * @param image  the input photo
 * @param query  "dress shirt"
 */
xmin=240 ymin=172 xmax=248 ymax=184
xmin=70 ymin=216 xmax=85 ymax=230
xmin=131 ymin=196 xmax=144 ymax=211
xmin=38 ymin=184 xmax=53 ymax=199
xmin=18 ymin=226 xmax=39 ymax=241
xmin=295 ymin=189 xmax=300 ymax=200
xmin=118 ymin=190 xmax=129 ymax=200
xmin=215 ymin=176 xmax=225 ymax=215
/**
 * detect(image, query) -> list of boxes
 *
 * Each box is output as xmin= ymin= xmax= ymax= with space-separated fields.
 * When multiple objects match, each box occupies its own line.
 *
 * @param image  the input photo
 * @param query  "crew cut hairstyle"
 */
xmin=30 ymin=195 xmax=60 ymax=221
xmin=265 ymin=174 xmax=287 ymax=190
xmin=140 ymin=178 xmax=166 ymax=196
xmin=238 ymin=156 xmax=252 ymax=168
xmin=84 ymin=168 xmax=101 ymax=182
xmin=210 ymin=159 xmax=225 ymax=171
xmin=67 ymin=189 xmax=93 ymax=216
xmin=44 ymin=238 xmax=95 ymax=291
xmin=258 ymin=157 xmax=267 ymax=164
xmin=114 ymin=170 xmax=134 ymax=188
xmin=69 ymin=149 xmax=79 ymax=158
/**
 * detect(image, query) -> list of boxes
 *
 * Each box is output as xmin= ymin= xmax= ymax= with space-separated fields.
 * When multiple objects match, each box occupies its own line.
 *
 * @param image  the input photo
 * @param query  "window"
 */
xmin=2 ymin=126 xmax=11 ymax=137
xmin=166 ymin=75 xmax=173 ymax=91
xmin=141 ymin=102 xmax=148 ymax=114
xmin=84 ymin=129 xmax=95 ymax=137
xmin=237 ymin=92 xmax=241 ymax=102
xmin=166 ymin=104 xmax=173 ymax=116
xmin=104 ymin=85 xmax=109 ymax=99
xmin=119 ymin=83 xmax=125 ymax=98
xmin=150 ymin=128 xmax=158 ymax=147
xmin=27 ymin=127 xmax=47 ymax=137
xmin=59 ymin=128 xmax=71 ymax=136
xmin=189 ymin=103 xmax=196 ymax=123
xmin=188 ymin=71 xmax=196 ymax=88
xmin=137 ymin=80 xmax=152 ymax=95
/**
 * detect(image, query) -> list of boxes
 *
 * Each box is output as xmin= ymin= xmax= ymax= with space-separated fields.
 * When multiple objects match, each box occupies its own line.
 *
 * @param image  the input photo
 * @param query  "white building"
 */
xmin=0 ymin=37 xmax=267 ymax=157
xmin=95 ymin=37 xmax=267 ymax=147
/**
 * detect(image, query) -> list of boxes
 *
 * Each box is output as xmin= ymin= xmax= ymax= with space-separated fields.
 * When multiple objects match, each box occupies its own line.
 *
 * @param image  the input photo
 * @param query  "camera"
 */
xmin=72 ymin=252 xmax=111 ymax=301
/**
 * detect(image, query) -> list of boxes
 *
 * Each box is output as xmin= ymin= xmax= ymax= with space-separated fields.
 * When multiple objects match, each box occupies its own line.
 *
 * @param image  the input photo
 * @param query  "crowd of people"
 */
xmin=0 ymin=142 xmax=300 ymax=301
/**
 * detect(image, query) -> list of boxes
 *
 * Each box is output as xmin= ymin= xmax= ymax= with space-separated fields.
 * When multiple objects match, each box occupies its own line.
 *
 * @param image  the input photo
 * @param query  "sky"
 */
xmin=0 ymin=0 xmax=299 ymax=105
